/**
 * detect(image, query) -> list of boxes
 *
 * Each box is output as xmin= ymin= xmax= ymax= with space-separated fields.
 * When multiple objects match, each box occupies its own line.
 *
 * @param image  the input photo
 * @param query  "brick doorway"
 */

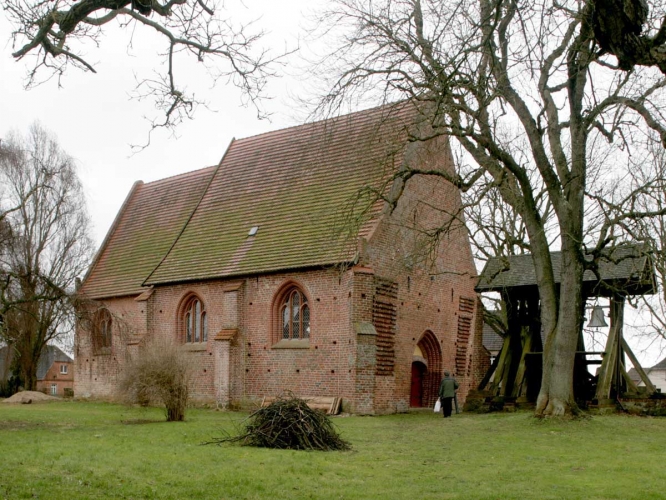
xmin=410 ymin=330 xmax=442 ymax=408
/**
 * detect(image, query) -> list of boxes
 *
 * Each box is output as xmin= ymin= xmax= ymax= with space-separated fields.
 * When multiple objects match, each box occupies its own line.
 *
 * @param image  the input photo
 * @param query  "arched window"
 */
xmin=182 ymin=296 xmax=207 ymax=343
xmin=280 ymin=288 xmax=310 ymax=340
xmin=92 ymin=308 xmax=112 ymax=352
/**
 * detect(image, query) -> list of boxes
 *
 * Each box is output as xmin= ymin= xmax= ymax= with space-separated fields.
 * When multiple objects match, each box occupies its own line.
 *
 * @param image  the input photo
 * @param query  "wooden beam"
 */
xmin=620 ymin=360 xmax=640 ymax=395
xmin=488 ymin=335 xmax=511 ymax=395
xmin=620 ymin=337 xmax=657 ymax=394
xmin=478 ymin=349 xmax=501 ymax=391
xmin=511 ymin=328 xmax=533 ymax=398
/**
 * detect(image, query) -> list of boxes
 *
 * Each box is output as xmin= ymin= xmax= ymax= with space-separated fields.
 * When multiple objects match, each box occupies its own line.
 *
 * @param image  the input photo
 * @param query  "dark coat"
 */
xmin=439 ymin=375 xmax=459 ymax=399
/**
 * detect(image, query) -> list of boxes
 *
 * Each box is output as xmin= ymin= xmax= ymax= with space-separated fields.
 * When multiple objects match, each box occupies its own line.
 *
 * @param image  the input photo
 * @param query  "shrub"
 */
xmin=120 ymin=339 xmax=192 ymax=421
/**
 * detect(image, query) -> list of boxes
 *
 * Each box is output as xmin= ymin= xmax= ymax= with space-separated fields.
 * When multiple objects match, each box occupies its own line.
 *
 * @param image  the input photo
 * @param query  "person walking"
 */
xmin=438 ymin=371 xmax=459 ymax=418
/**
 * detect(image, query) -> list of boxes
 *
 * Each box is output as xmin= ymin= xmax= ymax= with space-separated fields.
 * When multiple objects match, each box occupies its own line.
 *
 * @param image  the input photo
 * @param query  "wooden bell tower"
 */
xmin=469 ymin=245 xmax=658 ymax=411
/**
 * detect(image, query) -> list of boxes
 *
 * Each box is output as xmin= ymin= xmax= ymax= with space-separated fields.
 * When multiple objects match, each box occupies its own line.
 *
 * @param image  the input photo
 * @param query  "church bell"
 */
xmin=587 ymin=305 xmax=608 ymax=328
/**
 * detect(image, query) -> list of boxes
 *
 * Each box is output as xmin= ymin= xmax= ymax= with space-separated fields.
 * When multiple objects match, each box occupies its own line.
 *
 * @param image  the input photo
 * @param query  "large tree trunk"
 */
xmin=17 ymin=344 xmax=38 ymax=391
xmin=535 ymin=241 xmax=584 ymax=416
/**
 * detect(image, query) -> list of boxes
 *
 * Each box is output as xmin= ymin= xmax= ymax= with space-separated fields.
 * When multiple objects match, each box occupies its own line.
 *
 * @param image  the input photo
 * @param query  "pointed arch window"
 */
xmin=92 ymin=308 xmax=112 ymax=353
xmin=183 ymin=297 xmax=207 ymax=343
xmin=280 ymin=288 xmax=310 ymax=340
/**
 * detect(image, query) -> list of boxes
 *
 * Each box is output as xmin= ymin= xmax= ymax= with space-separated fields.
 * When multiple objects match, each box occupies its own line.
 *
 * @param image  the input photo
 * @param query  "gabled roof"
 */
xmin=80 ymin=167 xmax=217 ymax=299
xmin=144 ymin=105 xmax=412 ymax=286
xmin=83 ymin=104 xmax=419 ymax=298
xmin=476 ymin=245 xmax=656 ymax=296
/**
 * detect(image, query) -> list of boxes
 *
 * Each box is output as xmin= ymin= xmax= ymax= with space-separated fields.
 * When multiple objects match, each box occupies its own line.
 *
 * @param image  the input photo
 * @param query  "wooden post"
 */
xmin=595 ymin=297 xmax=623 ymax=401
xmin=511 ymin=326 xmax=533 ymax=398
xmin=620 ymin=360 xmax=640 ymax=394
xmin=621 ymin=337 xmax=657 ymax=394
xmin=488 ymin=335 xmax=511 ymax=394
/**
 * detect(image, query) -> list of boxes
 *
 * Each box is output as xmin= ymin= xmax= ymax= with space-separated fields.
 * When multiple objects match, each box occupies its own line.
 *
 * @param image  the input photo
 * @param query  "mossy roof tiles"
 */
xmin=80 ymin=167 xmax=216 ymax=299
xmin=82 ymin=105 xmax=414 ymax=297
xmin=144 ymin=106 xmax=411 ymax=285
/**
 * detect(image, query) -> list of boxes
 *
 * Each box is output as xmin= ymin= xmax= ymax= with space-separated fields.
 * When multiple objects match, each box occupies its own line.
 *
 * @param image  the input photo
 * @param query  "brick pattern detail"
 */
xmin=456 ymin=314 xmax=473 ymax=376
xmin=373 ymin=278 xmax=398 ymax=376
xmin=459 ymin=296 xmax=475 ymax=313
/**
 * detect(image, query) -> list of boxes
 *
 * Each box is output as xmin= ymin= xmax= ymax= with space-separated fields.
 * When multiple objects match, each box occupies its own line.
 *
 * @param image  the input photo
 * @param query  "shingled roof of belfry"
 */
xmin=81 ymin=104 xmax=417 ymax=299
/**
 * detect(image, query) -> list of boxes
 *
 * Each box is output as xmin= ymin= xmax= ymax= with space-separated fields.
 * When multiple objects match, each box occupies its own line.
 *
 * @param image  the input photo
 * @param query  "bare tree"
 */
xmin=0 ymin=124 xmax=93 ymax=391
xmin=4 ymin=0 xmax=281 ymax=148
xmin=598 ymin=139 xmax=666 ymax=351
xmin=313 ymin=0 xmax=666 ymax=416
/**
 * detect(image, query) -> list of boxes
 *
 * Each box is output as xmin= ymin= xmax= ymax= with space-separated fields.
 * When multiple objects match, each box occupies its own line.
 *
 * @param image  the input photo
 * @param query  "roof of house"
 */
xmin=627 ymin=367 xmax=641 ymax=383
xmin=476 ymin=245 xmax=656 ymax=296
xmin=36 ymin=346 xmax=73 ymax=380
xmin=0 ymin=345 xmax=72 ymax=382
xmin=649 ymin=356 xmax=666 ymax=371
xmin=482 ymin=323 xmax=504 ymax=353
xmin=82 ymin=104 xmax=419 ymax=299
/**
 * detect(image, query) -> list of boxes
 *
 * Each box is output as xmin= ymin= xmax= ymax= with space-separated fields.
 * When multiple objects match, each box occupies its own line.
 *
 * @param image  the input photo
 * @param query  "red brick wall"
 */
xmin=360 ymin=134 xmax=482 ymax=412
xmin=75 ymin=295 xmax=145 ymax=398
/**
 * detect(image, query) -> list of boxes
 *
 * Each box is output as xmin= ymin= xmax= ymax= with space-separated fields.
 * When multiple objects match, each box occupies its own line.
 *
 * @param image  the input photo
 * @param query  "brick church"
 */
xmin=75 ymin=104 xmax=484 ymax=414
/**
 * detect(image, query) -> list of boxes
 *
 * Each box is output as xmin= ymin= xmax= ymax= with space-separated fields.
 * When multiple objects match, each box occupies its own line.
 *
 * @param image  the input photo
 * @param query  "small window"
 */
xmin=182 ymin=296 xmax=207 ymax=343
xmin=60 ymin=364 xmax=68 ymax=374
xmin=50 ymin=384 xmax=57 ymax=396
xmin=280 ymin=288 xmax=310 ymax=340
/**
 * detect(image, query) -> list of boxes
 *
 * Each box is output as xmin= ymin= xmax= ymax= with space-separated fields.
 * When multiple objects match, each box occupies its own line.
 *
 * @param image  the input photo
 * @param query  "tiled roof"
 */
xmin=80 ymin=104 xmax=420 ymax=296
xmin=80 ymin=167 xmax=217 ymax=299
xmin=144 ymin=105 xmax=414 ymax=286
xmin=476 ymin=245 xmax=656 ymax=295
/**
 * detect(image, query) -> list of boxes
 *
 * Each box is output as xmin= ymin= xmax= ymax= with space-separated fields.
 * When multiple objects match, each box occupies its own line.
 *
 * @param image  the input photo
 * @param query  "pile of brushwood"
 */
xmin=204 ymin=395 xmax=351 ymax=451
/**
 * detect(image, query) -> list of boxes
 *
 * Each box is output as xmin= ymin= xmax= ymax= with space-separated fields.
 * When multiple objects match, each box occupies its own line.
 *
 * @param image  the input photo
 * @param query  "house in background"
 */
xmin=76 ymin=104 xmax=485 ymax=414
xmin=629 ymin=357 xmax=666 ymax=393
xmin=482 ymin=322 xmax=504 ymax=365
xmin=0 ymin=345 xmax=74 ymax=397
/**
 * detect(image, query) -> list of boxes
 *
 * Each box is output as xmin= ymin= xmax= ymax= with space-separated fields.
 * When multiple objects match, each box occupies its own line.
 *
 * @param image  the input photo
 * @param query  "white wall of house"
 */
xmin=637 ymin=368 xmax=666 ymax=393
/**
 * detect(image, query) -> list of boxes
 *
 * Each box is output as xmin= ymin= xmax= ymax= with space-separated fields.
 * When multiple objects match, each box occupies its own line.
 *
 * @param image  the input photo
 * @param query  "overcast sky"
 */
xmin=1 ymin=0 xmax=317 ymax=245
xmin=1 ymin=2 xmax=664 ymax=367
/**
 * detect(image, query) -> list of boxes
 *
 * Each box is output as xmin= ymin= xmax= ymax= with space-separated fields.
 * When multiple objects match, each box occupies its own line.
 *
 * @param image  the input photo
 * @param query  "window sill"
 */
xmin=272 ymin=339 xmax=310 ymax=349
xmin=182 ymin=343 xmax=208 ymax=352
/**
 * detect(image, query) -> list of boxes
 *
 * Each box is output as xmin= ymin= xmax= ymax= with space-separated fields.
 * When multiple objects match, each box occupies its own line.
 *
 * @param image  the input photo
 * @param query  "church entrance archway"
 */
xmin=409 ymin=330 xmax=443 ymax=408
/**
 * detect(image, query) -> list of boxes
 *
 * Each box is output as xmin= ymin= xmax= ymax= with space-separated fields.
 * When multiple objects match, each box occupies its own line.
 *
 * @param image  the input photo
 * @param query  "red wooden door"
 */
xmin=410 ymin=362 xmax=425 ymax=407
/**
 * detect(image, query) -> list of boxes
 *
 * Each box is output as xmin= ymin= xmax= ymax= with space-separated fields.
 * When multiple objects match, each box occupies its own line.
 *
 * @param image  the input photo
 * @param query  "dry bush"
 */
xmin=204 ymin=394 xmax=351 ymax=451
xmin=120 ymin=339 xmax=192 ymax=422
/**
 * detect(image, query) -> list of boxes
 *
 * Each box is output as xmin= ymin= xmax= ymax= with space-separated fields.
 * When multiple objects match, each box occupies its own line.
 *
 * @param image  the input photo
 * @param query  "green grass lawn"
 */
xmin=1 ymin=401 xmax=665 ymax=499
